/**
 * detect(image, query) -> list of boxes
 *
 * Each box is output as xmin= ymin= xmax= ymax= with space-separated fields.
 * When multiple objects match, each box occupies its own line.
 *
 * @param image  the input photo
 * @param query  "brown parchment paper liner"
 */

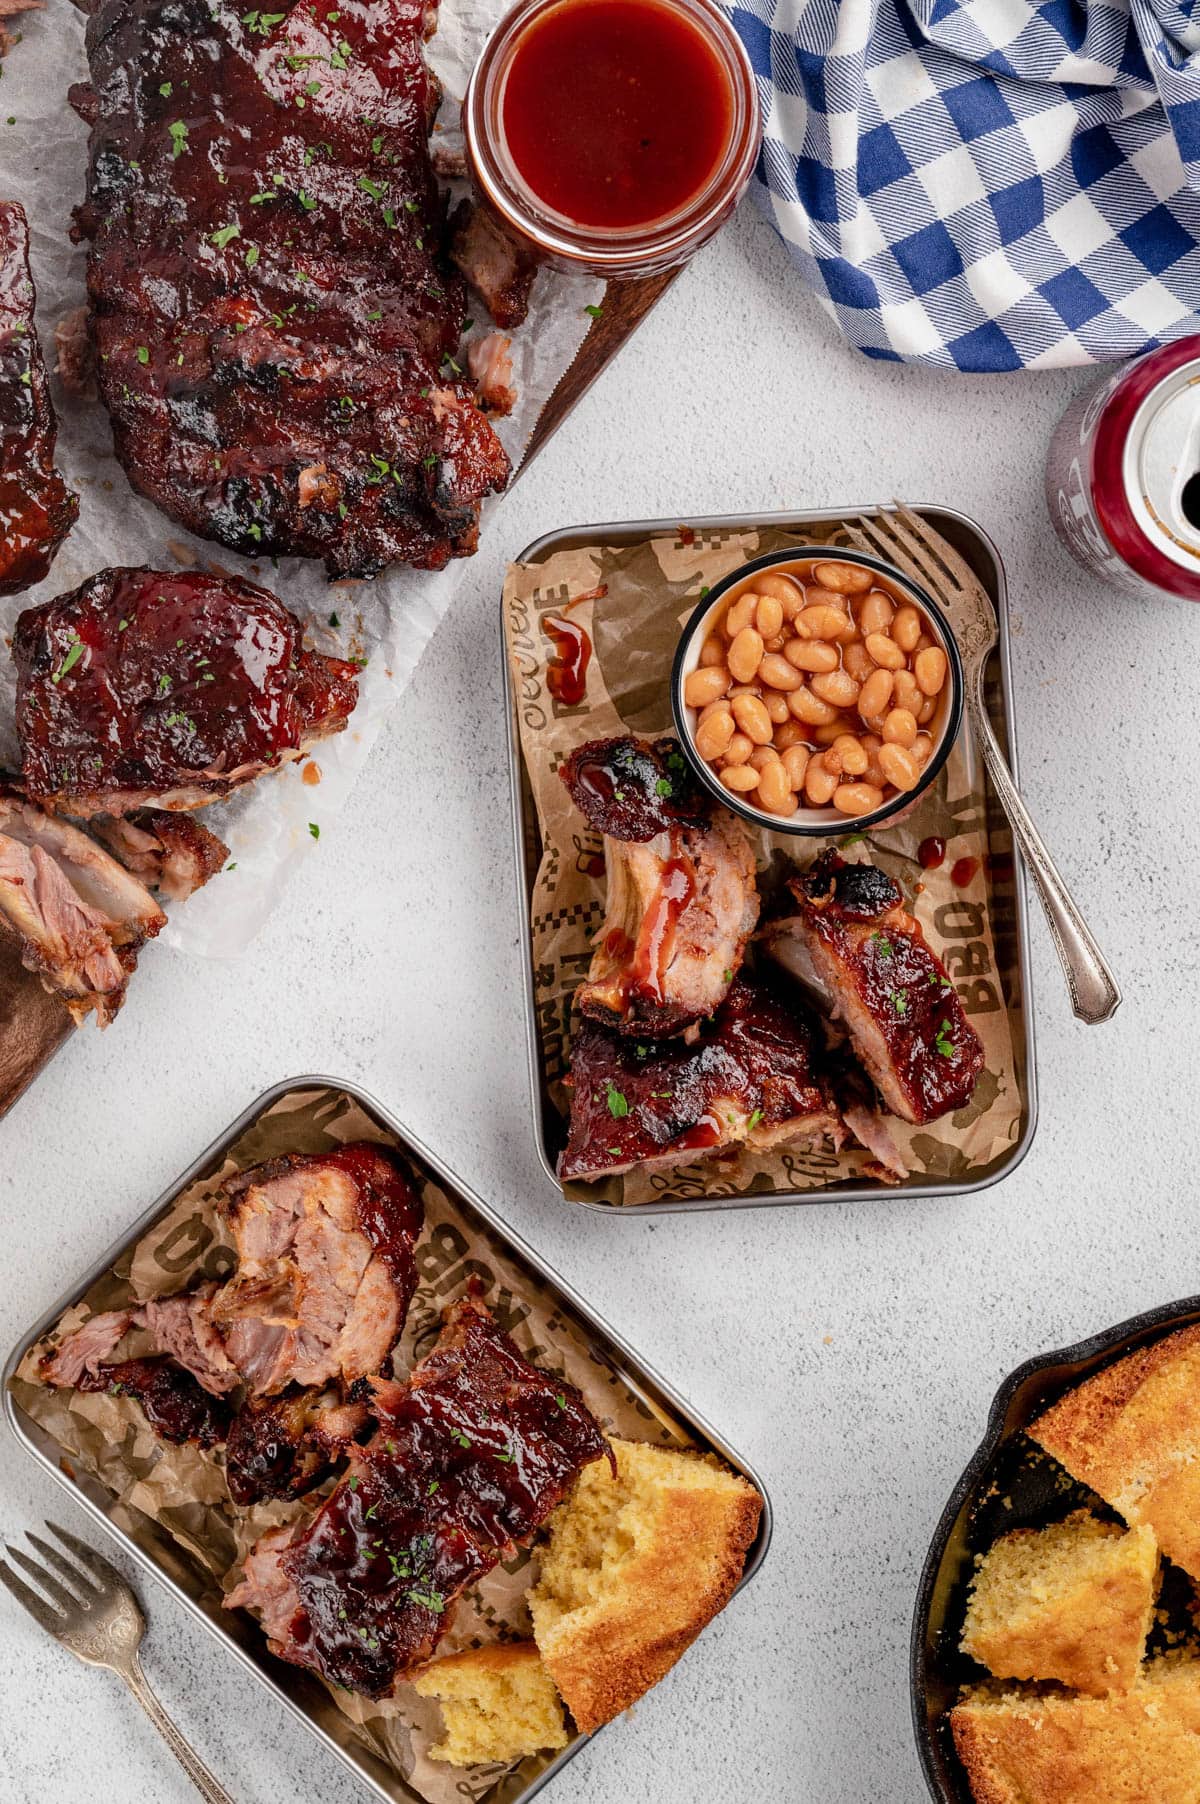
xmin=10 ymin=1085 xmax=700 ymax=1804
xmin=502 ymin=522 xmax=1021 ymax=1205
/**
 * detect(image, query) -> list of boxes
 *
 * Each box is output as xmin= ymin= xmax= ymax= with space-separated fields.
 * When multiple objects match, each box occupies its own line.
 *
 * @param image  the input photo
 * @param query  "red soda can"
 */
xmin=1046 ymin=336 xmax=1200 ymax=600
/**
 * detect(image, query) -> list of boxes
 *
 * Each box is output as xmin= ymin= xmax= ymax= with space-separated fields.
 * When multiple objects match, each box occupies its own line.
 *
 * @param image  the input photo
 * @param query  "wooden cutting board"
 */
xmin=0 ymin=272 xmax=678 ymax=1121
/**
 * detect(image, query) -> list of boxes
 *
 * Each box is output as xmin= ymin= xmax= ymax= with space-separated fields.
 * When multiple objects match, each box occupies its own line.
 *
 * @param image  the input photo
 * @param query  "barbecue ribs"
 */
xmin=560 ymin=976 xmax=843 ymax=1183
xmin=42 ymin=1143 xmax=425 ymax=1503
xmin=0 ymin=202 xmax=77 ymax=593
xmin=763 ymin=852 xmax=984 ymax=1125
xmin=90 ymin=808 xmax=229 ymax=900
xmin=225 ymin=1295 xmax=612 ymax=1697
xmin=71 ymin=0 xmax=510 ymax=576
xmin=15 ymin=567 xmax=358 ymax=816
xmin=0 ymin=789 xmax=165 ymax=1025
xmin=561 ymin=736 xmax=759 ymax=1038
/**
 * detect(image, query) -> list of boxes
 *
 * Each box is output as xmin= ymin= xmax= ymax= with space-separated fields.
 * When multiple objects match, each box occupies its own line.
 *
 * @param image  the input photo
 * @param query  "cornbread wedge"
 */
xmin=1029 ymin=1324 xmax=1200 ymax=1581
xmin=412 ymin=1642 xmax=568 ymax=1767
xmin=528 ymin=1438 xmax=762 ymax=1733
xmin=950 ymin=1655 xmax=1200 ymax=1803
xmin=960 ymin=1512 xmax=1158 ymax=1695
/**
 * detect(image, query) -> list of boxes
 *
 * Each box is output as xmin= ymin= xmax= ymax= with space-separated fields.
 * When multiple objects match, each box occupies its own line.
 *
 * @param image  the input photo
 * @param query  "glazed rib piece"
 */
xmin=15 ymin=567 xmax=358 ymax=816
xmin=762 ymin=851 xmax=984 ymax=1125
xmin=0 ymin=202 xmax=77 ymax=593
xmin=0 ymin=790 xmax=165 ymax=1025
xmin=41 ymin=1144 xmax=425 ymax=1502
xmin=89 ymin=808 xmax=229 ymax=901
xmin=72 ymin=0 xmax=510 ymax=576
xmin=226 ymin=1295 xmax=611 ymax=1697
xmin=75 ymin=1357 xmax=233 ymax=1448
xmin=562 ymin=736 xmax=759 ymax=1038
xmin=560 ymin=976 xmax=843 ymax=1183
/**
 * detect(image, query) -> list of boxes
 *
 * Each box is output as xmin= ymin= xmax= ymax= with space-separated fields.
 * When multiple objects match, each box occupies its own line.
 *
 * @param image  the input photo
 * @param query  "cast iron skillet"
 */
xmin=911 ymin=1292 xmax=1200 ymax=1801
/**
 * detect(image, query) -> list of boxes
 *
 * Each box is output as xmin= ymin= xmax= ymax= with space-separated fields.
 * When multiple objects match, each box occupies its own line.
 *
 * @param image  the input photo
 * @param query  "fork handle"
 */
xmin=122 ymin=1654 xmax=236 ymax=1804
xmin=968 ymin=691 xmax=1121 ymax=1025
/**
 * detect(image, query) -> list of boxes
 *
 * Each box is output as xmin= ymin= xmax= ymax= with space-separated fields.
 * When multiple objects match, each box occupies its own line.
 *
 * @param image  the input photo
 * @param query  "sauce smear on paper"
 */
xmin=500 ymin=0 xmax=734 ymax=230
xmin=544 ymin=613 xmax=592 ymax=705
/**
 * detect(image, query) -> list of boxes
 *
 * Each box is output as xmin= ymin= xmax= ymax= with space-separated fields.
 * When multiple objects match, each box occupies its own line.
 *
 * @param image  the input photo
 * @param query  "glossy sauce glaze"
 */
xmin=277 ymin=1297 xmax=611 ymax=1697
xmin=917 ymin=835 xmax=946 ymax=870
xmin=500 ymin=0 xmax=734 ymax=231
xmin=543 ymin=612 xmax=592 ymax=706
xmin=77 ymin=1358 xmax=231 ymax=1447
xmin=630 ymin=854 xmax=694 ymax=1003
xmin=560 ymin=734 xmax=709 ymax=840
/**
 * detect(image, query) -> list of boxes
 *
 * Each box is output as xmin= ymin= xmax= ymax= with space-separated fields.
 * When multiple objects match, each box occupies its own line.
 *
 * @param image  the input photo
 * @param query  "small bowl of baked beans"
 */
xmin=670 ymin=546 xmax=963 ymax=834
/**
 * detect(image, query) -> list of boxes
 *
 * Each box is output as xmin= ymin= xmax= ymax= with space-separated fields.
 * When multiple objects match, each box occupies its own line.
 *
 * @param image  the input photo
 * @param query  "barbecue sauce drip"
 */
xmin=500 ymin=0 xmax=735 ymax=231
xmin=951 ymin=856 xmax=979 ymax=888
xmin=631 ymin=854 xmax=693 ymax=1002
xmin=543 ymin=613 xmax=592 ymax=706
xmin=917 ymin=836 xmax=946 ymax=870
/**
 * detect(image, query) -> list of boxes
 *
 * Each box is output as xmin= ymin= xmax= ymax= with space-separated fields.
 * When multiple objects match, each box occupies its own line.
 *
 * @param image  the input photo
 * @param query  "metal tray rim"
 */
xmin=2 ymin=1072 xmax=774 ymax=1804
xmin=908 ymin=1289 xmax=1200 ymax=1801
xmin=501 ymin=502 xmax=1040 ymax=1216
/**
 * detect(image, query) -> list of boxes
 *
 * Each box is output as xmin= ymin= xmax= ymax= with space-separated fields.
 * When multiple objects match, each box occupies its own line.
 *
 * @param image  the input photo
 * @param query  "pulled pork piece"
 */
xmin=0 ymin=201 xmax=78 ymax=594
xmin=76 ymin=1358 xmax=232 ymax=1448
xmin=40 ymin=1144 xmax=425 ymax=1504
xmin=226 ymin=1296 xmax=611 ymax=1698
xmin=560 ymin=976 xmax=843 ymax=1184
xmin=763 ymin=851 xmax=984 ymax=1125
xmin=562 ymin=735 xmax=759 ymax=1038
xmin=467 ymin=332 xmax=516 ymax=415
xmin=0 ymin=790 xmax=164 ymax=1026
xmin=91 ymin=809 xmax=229 ymax=901
xmin=15 ymin=567 xmax=359 ymax=817
xmin=450 ymin=203 xmax=538 ymax=329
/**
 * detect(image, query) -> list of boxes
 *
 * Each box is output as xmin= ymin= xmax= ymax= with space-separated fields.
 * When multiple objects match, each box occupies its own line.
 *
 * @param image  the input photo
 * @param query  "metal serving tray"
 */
xmin=3 ymin=1075 xmax=773 ymax=1804
xmin=502 ymin=504 xmax=1039 ymax=1215
xmin=911 ymin=1295 xmax=1200 ymax=1802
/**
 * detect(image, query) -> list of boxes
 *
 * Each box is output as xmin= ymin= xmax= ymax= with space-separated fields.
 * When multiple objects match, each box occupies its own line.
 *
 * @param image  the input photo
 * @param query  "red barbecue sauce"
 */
xmin=951 ymin=856 xmax=979 ymax=889
xmin=500 ymin=0 xmax=735 ymax=231
xmin=544 ymin=613 xmax=592 ymax=705
xmin=917 ymin=836 xmax=946 ymax=870
xmin=631 ymin=856 xmax=693 ymax=1000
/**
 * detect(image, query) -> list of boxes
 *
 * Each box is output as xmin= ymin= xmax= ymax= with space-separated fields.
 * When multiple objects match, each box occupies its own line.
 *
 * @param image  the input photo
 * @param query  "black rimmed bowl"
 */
xmin=670 ymin=545 xmax=964 ymax=837
xmin=911 ymin=1294 xmax=1200 ymax=1802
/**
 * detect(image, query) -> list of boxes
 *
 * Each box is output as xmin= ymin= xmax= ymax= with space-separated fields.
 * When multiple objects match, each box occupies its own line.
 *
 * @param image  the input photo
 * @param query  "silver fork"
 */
xmin=846 ymin=504 xmax=1121 ymax=1026
xmin=0 ymin=1521 xmax=234 ymax=1803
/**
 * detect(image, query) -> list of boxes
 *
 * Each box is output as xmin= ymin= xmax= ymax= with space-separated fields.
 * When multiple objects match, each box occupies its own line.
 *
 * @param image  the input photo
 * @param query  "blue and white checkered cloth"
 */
xmin=727 ymin=0 xmax=1200 ymax=368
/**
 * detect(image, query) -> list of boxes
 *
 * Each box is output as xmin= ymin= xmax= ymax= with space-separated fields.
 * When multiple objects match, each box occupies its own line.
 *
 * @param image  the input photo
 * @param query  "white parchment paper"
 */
xmin=0 ymin=0 xmax=600 ymax=955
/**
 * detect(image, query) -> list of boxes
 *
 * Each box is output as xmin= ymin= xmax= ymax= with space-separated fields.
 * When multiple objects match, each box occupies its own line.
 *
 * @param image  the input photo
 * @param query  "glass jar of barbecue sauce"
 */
xmin=463 ymin=0 xmax=762 ymax=281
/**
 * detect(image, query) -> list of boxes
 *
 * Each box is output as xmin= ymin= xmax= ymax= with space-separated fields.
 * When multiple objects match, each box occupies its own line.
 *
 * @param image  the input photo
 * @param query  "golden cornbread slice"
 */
xmin=960 ymin=1511 xmax=1158 ymax=1695
xmin=1029 ymin=1324 xmax=1200 ymax=1581
xmin=412 ymin=1642 xmax=568 ymax=1767
xmin=950 ymin=1656 xmax=1200 ymax=1804
xmin=528 ymin=1437 xmax=762 ymax=1734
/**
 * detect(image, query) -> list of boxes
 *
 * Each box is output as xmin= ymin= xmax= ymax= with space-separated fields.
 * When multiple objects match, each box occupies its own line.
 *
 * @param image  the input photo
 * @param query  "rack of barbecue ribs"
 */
xmin=560 ymin=977 xmax=844 ymax=1183
xmin=225 ymin=1295 xmax=612 ymax=1697
xmin=560 ymin=736 xmax=760 ymax=1038
xmin=762 ymin=851 xmax=984 ymax=1126
xmin=14 ymin=567 xmax=358 ymax=815
xmin=0 ymin=787 xmax=166 ymax=1026
xmin=41 ymin=1144 xmax=425 ymax=1503
xmin=69 ymin=0 xmax=512 ymax=576
xmin=0 ymin=202 xmax=77 ymax=593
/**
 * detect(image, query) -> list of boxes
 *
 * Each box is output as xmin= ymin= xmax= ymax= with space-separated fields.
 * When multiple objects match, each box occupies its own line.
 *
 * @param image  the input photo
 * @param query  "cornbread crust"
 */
xmin=960 ymin=1512 xmax=1158 ymax=1695
xmin=950 ymin=1658 xmax=1200 ymax=1804
xmin=412 ymin=1642 xmax=568 ymax=1767
xmin=529 ymin=1438 xmax=762 ymax=1734
xmin=1029 ymin=1324 xmax=1200 ymax=1580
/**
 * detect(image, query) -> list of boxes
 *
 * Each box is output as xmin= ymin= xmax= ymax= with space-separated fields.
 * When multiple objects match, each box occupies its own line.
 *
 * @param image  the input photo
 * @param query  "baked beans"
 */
xmin=682 ymin=556 xmax=951 ymax=818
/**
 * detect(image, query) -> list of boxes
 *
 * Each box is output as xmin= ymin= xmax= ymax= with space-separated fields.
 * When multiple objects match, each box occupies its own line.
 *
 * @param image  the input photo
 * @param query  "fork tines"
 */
xmin=0 ymin=1520 xmax=114 ymax=1632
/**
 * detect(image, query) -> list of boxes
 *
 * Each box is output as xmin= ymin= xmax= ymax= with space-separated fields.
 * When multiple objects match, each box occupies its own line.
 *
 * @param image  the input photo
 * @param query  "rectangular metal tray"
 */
xmin=502 ymin=504 xmax=1039 ymax=1215
xmin=3 ymin=1075 xmax=773 ymax=1804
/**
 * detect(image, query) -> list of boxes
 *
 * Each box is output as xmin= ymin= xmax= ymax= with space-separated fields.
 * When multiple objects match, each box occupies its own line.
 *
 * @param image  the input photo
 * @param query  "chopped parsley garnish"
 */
xmin=584 ymin=302 xmax=603 ymax=319
xmin=158 ymin=81 xmax=173 ymax=97
xmin=358 ymin=175 xmax=385 ymax=201
xmin=209 ymin=222 xmax=240 ymax=248
xmin=654 ymin=776 xmax=672 ymax=796
xmin=297 ymin=189 xmax=316 ymax=210
xmin=935 ymin=1019 xmax=955 ymax=1057
xmin=51 ymin=640 xmax=84 ymax=684
xmin=495 ymin=1449 xmax=514 ymax=1463
xmin=348 ymin=1474 xmax=358 ymax=1490
xmin=244 ymin=244 xmax=260 ymax=268
xmin=308 ymin=821 xmax=320 ymax=840
xmin=366 ymin=307 xmax=381 ymax=320
xmin=604 ymin=1080 xmax=628 ymax=1119
xmin=407 ymin=1587 xmax=444 ymax=1613
xmin=328 ymin=611 xmax=340 ymax=627
xmin=891 ymin=988 xmax=908 ymax=1017
xmin=838 ymin=831 xmax=866 ymax=848
xmin=135 ymin=345 xmax=149 ymax=364
xmin=168 ymin=120 xmax=188 ymax=157
xmin=241 ymin=8 xmax=285 ymax=32
xmin=555 ymin=1393 xmax=566 ymax=1409
xmin=747 ymin=1107 xmax=764 ymax=1131
xmin=869 ymin=931 xmax=893 ymax=955
xmin=450 ymin=1429 xmax=471 ymax=1448
xmin=157 ymin=672 xmax=172 ymax=693
xmin=421 ymin=452 xmax=437 ymax=469
xmin=246 ymin=523 xmax=262 ymax=541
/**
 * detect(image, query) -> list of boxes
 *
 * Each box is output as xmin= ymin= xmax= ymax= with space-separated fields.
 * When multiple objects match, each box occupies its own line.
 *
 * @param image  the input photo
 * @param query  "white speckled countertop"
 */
xmin=3 ymin=201 xmax=1198 ymax=1804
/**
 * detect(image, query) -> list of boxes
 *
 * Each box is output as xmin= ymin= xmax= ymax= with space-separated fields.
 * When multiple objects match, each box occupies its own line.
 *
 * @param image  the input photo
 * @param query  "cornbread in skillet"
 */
xmin=1028 ymin=1323 xmax=1200 ymax=1581
xmin=950 ymin=1655 xmax=1200 ymax=1803
xmin=528 ymin=1437 xmax=762 ymax=1733
xmin=412 ymin=1642 xmax=568 ymax=1766
xmin=960 ymin=1512 xmax=1158 ymax=1695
